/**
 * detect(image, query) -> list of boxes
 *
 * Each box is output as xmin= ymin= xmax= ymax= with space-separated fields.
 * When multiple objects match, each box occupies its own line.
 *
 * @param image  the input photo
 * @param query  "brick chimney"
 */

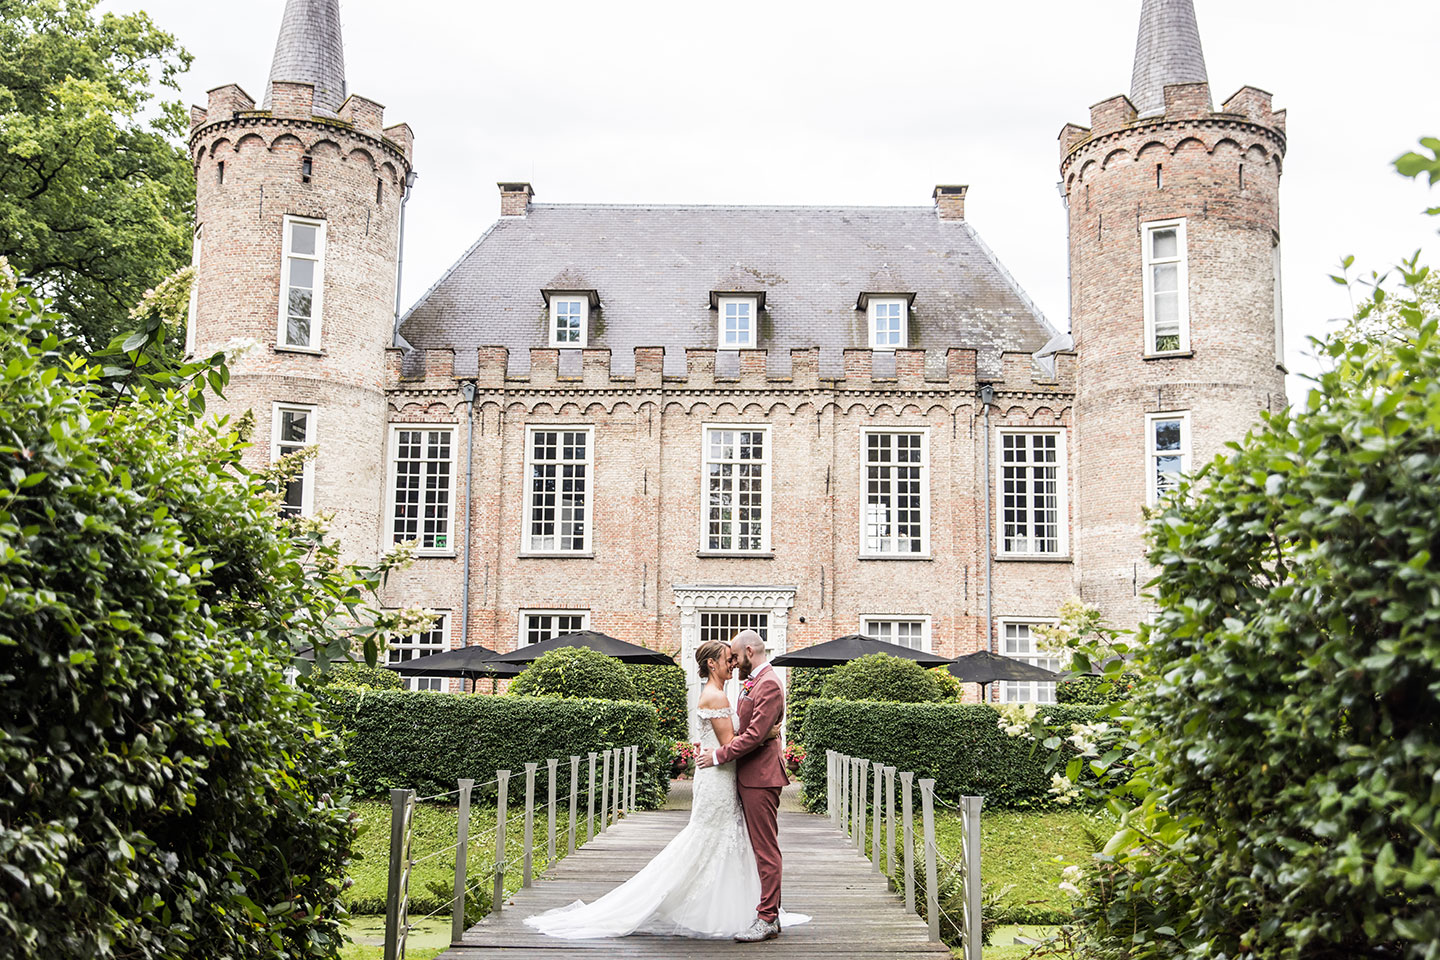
xmin=933 ymin=184 xmax=967 ymax=220
xmin=498 ymin=181 xmax=534 ymax=217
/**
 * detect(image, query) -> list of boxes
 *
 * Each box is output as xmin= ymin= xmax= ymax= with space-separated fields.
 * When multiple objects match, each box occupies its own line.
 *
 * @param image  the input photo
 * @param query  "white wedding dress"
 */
xmin=524 ymin=707 xmax=810 ymax=939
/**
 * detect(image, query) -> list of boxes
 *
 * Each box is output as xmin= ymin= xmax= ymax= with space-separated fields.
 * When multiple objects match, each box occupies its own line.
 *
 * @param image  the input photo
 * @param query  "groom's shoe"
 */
xmin=734 ymin=918 xmax=780 ymax=942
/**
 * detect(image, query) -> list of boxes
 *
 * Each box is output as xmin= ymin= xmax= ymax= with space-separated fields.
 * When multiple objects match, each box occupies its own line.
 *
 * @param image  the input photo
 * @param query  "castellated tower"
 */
xmin=1061 ymin=0 xmax=1287 ymax=629
xmin=187 ymin=0 xmax=414 ymax=560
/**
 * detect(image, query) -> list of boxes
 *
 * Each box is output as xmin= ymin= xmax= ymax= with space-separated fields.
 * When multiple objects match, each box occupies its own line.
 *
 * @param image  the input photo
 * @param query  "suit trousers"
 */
xmin=737 ymin=784 xmax=782 ymax=922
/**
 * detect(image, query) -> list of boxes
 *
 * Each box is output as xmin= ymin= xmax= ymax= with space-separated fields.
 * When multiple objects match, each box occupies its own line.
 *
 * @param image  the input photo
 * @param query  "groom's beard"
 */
xmin=737 ymin=656 xmax=752 ymax=680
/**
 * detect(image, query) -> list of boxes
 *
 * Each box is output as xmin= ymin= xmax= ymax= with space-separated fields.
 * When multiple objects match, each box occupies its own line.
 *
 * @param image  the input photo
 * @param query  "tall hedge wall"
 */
xmin=627 ymin=664 xmax=688 ymax=741
xmin=319 ymin=690 xmax=668 ymax=808
xmin=785 ymin=666 xmax=833 ymax=742
xmin=797 ymin=699 xmax=1103 ymax=809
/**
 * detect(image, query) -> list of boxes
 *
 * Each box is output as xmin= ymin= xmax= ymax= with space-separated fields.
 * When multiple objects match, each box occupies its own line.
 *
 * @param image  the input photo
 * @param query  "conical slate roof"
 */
xmin=262 ymin=0 xmax=347 ymax=116
xmin=1129 ymin=0 xmax=1209 ymax=117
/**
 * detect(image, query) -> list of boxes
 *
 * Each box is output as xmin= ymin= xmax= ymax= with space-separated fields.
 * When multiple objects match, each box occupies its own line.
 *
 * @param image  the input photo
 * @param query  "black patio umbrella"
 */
xmin=947 ymin=649 xmax=1061 ymax=697
xmin=386 ymin=643 xmax=527 ymax=681
xmin=769 ymin=634 xmax=955 ymax=668
xmin=486 ymin=630 xmax=677 ymax=666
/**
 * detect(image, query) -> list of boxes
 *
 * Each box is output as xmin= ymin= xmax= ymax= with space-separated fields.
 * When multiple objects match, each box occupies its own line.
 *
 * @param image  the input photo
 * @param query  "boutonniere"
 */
xmin=741 ymin=676 xmax=757 ymax=695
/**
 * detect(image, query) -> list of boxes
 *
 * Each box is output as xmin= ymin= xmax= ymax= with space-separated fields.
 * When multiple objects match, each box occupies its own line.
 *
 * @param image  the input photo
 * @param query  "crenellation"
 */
xmin=895 ymin=349 xmax=926 ymax=385
xmin=424 ymin=348 xmax=455 ymax=380
xmin=581 ymin=349 xmax=612 ymax=388
xmin=790 ymin=348 xmax=820 ymax=389
xmin=337 ymin=94 xmax=385 ymax=135
xmin=1089 ymin=94 xmax=1138 ymax=138
xmin=382 ymin=123 xmax=414 ymax=163
xmin=204 ymin=84 xmax=255 ymax=122
xmin=684 ymin=349 xmax=717 ymax=389
xmin=267 ymin=80 xmax=316 ymax=119
xmin=634 ymin=347 xmax=665 ymax=388
xmin=527 ymin=348 xmax=561 ymax=387
xmin=842 ymin=349 xmax=873 ymax=384
xmin=946 ymin=347 xmax=978 ymax=385
xmin=1161 ymin=81 xmax=1212 ymax=119
xmin=1059 ymin=123 xmax=1092 ymax=161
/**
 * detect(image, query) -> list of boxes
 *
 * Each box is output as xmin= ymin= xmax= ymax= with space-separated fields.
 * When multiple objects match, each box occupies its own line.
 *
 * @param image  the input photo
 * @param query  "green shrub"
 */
xmin=928 ymin=665 xmax=963 ymax=701
xmin=785 ymin=666 xmax=833 ymax=743
xmin=628 ymin=663 xmax=688 ymax=740
xmin=0 ymin=293 xmax=355 ymax=957
xmin=510 ymin=646 xmax=637 ymax=702
xmin=318 ymin=689 xmax=668 ymax=808
xmin=821 ymin=653 xmax=945 ymax=703
xmin=1054 ymin=673 xmax=1137 ymax=705
xmin=797 ymin=699 xmax=1103 ymax=809
xmin=314 ymin=661 xmax=406 ymax=691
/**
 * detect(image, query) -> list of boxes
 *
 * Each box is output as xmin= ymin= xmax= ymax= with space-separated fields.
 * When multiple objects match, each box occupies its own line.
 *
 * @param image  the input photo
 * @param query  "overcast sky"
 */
xmin=112 ymin=0 xmax=1437 ymax=401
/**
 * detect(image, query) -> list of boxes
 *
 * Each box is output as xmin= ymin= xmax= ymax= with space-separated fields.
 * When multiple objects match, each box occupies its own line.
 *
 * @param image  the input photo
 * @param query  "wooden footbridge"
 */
xmin=380 ymin=747 xmax=977 ymax=960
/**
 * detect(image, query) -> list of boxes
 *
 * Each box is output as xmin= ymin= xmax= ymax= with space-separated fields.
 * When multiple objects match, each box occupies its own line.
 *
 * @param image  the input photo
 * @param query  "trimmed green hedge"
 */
xmin=509 ymin=646 xmax=637 ymax=701
xmin=821 ymin=653 xmax=947 ymax=703
xmin=1055 ymin=673 xmax=1138 ymax=705
xmin=785 ymin=666 xmax=833 ymax=743
xmin=628 ymin=663 xmax=688 ymax=741
xmin=797 ymin=699 xmax=1103 ymax=809
xmin=318 ymin=690 xmax=668 ymax=808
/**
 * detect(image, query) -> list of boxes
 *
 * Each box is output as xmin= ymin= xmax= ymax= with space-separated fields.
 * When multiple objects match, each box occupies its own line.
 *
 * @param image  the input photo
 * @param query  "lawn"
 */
xmin=341 ymin=917 xmax=449 ymax=960
xmin=962 ymin=808 xmax=1113 ymax=923
xmin=980 ymin=924 xmax=1060 ymax=959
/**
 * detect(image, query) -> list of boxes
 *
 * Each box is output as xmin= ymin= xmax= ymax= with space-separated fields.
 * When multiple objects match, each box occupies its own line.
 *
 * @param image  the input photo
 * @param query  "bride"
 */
xmin=524 ymin=639 xmax=809 ymax=939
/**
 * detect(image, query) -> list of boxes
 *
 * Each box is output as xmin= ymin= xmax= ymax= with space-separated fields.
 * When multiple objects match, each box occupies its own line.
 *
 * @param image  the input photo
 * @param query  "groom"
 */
xmin=697 ymin=629 xmax=787 ymax=943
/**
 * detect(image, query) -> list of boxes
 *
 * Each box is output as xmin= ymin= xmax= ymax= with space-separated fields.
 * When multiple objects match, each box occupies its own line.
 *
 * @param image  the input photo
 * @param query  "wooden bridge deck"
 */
xmin=439 ymin=809 xmax=952 ymax=958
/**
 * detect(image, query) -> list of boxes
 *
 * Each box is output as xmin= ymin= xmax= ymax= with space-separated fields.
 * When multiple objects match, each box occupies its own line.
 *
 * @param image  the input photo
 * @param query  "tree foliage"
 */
xmin=820 ymin=653 xmax=946 ymax=703
xmin=0 ymin=0 xmax=194 ymax=349
xmin=510 ymin=646 xmax=638 ymax=703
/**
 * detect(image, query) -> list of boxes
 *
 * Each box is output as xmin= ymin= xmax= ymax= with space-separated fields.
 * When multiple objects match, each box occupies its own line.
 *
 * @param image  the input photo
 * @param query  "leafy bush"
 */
xmin=510 ymin=646 xmax=638 ymax=702
xmin=785 ymin=666 xmax=833 ymax=743
xmin=0 ymin=291 xmax=361 ymax=957
xmin=313 ymin=661 xmax=405 ymax=691
xmin=1053 ymin=673 xmax=1137 ymax=705
xmin=928 ymin=665 xmax=963 ymax=701
xmin=797 ymin=699 xmax=1103 ymax=809
xmin=318 ymin=688 xmax=668 ymax=808
xmin=628 ymin=663 xmax=688 ymax=740
xmin=821 ymin=653 xmax=945 ymax=703
xmin=670 ymin=740 xmax=698 ymax=779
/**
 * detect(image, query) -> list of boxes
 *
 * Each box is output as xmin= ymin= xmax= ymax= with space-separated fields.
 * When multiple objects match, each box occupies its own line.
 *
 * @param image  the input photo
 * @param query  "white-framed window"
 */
xmin=524 ymin=426 xmax=593 ymax=554
xmin=271 ymin=403 xmax=316 ymax=519
xmin=998 ymin=620 xmax=1063 ymax=703
xmin=1146 ymin=412 xmax=1191 ymax=506
xmin=862 ymin=430 xmax=928 ymax=556
xmin=550 ymin=297 xmax=587 ymax=347
xmin=519 ymin=610 xmax=590 ymax=646
xmin=388 ymin=425 xmax=455 ymax=554
xmin=718 ymin=297 xmax=757 ymax=349
xmin=388 ymin=611 xmax=450 ymax=692
xmin=701 ymin=425 xmax=770 ymax=553
xmin=998 ymin=429 xmax=1067 ymax=556
xmin=860 ymin=616 xmax=931 ymax=652
xmin=869 ymin=298 xmax=907 ymax=349
xmin=1142 ymin=218 xmax=1188 ymax=354
xmin=278 ymin=215 xmax=326 ymax=350
xmin=185 ymin=224 xmax=201 ymax=356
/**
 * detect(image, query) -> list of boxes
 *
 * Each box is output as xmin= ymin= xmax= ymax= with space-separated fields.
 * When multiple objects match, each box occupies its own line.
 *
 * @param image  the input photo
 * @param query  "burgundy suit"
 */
xmin=714 ymin=663 xmax=787 ymax=923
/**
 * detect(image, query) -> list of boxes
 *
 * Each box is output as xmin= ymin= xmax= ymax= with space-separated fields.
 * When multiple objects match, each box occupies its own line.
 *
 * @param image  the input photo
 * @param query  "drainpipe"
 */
xmin=458 ymin=380 xmax=477 ymax=667
xmin=392 ymin=170 xmax=418 ymax=344
xmin=979 ymin=383 xmax=996 ymax=655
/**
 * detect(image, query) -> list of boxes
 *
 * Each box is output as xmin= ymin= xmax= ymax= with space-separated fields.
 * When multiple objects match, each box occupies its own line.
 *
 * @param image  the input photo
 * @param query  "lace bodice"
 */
xmin=696 ymin=706 xmax=735 ymax=750
xmin=691 ymin=707 xmax=745 ymax=835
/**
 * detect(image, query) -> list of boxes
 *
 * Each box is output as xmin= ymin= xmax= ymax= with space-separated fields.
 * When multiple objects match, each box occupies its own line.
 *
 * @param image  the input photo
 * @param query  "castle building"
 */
xmin=186 ymin=0 xmax=1286 ymax=722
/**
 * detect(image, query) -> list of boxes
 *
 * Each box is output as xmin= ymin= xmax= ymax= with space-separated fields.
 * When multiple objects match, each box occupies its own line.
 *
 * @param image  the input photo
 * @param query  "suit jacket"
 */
xmin=715 ymin=665 xmax=789 ymax=789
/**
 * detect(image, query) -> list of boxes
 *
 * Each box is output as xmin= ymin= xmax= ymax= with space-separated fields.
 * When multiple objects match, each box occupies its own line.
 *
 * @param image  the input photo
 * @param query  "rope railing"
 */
xmin=381 ymin=742 xmax=645 ymax=960
xmin=825 ymin=749 xmax=982 ymax=960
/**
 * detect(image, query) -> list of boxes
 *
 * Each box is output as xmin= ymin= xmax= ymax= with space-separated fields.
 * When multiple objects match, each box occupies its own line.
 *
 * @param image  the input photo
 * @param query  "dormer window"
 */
xmin=718 ymin=297 xmax=757 ymax=348
xmin=541 ymin=285 xmax=599 ymax=348
xmin=857 ymin=291 xmax=915 ymax=350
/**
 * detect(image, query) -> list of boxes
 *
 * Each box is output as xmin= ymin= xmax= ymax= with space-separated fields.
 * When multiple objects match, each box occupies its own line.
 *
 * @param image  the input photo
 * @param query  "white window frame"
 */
xmin=1146 ymin=411 xmax=1191 ymax=507
xmin=277 ymin=215 xmax=326 ymax=351
xmin=717 ymin=296 xmax=758 ymax=349
xmin=518 ymin=609 xmax=592 ymax=647
xmin=388 ymin=610 xmax=451 ymax=692
xmin=996 ymin=618 xmax=1062 ymax=704
xmin=699 ymin=423 xmax=772 ymax=554
xmin=386 ymin=424 xmax=457 ymax=556
xmin=521 ymin=425 xmax=595 ymax=556
xmin=860 ymin=428 xmax=930 ymax=557
xmin=185 ymin=224 xmax=201 ymax=357
xmin=868 ymin=298 xmax=908 ymax=349
xmin=271 ymin=402 xmax=316 ymax=518
xmin=1141 ymin=217 xmax=1188 ymax=355
xmin=859 ymin=615 xmax=932 ymax=653
xmin=996 ymin=428 xmax=1069 ymax=558
xmin=549 ymin=297 xmax=588 ymax=348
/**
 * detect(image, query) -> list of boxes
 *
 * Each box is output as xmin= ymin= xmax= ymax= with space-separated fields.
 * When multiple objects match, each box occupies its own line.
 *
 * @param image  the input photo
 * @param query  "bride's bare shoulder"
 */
xmin=697 ymin=687 xmax=729 ymax=710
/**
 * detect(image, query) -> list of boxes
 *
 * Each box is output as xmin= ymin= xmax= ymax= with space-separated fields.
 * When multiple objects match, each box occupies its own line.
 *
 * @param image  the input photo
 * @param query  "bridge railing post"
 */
xmin=585 ymin=752 xmax=597 ymax=841
xmin=382 ymin=788 xmax=415 ymax=960
xmin=840 ymin=754 xmax=851 ymax=838
xmin=492 ymin=770 xmax=510 ymax=914
xmin=900 ymin=770 xmax=915 ymax=913
xmin=919 ymin=778 xmax=940 ymax=943
xmin=883 ymin=765 xmax=896 ymax=883
xmin=612 ymin=747 xmax=623 ymax=821
xmin=870 ymin=762 xmax=883 ymax=872
xmin=449 ymin=778 xmax=473 ymax=945
xmin=546 ymin=758 xmax=558 ymax=868
xmin=600 ymin=747 xmax=611 ymax=832
xmin=854 ymin=758 xmax=869 ymax=853
xmin=962 ymin=795 xmax=983 ymax=960
xmin=630 ymin=744 xmax=639 ymax=811
xmin=567 ymin=755 xmax=580 ymax=854
xmin=522 ymin=762 xmax=537 ymax=886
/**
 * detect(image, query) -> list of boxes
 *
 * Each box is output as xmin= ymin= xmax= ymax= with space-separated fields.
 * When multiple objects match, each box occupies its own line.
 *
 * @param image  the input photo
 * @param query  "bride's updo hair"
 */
xmin=695 ymin=640 xmax=729 ymax=680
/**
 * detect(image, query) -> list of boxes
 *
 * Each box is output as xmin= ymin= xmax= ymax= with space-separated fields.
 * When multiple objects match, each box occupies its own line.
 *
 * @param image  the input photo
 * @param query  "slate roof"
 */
xmin=1129 ymin=0 xmax=1209 ymax=117
xmin=262 ymin=0 xmax=347 ymax=116
xmin=399 ymin=204 xmax=1056 ymax=379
